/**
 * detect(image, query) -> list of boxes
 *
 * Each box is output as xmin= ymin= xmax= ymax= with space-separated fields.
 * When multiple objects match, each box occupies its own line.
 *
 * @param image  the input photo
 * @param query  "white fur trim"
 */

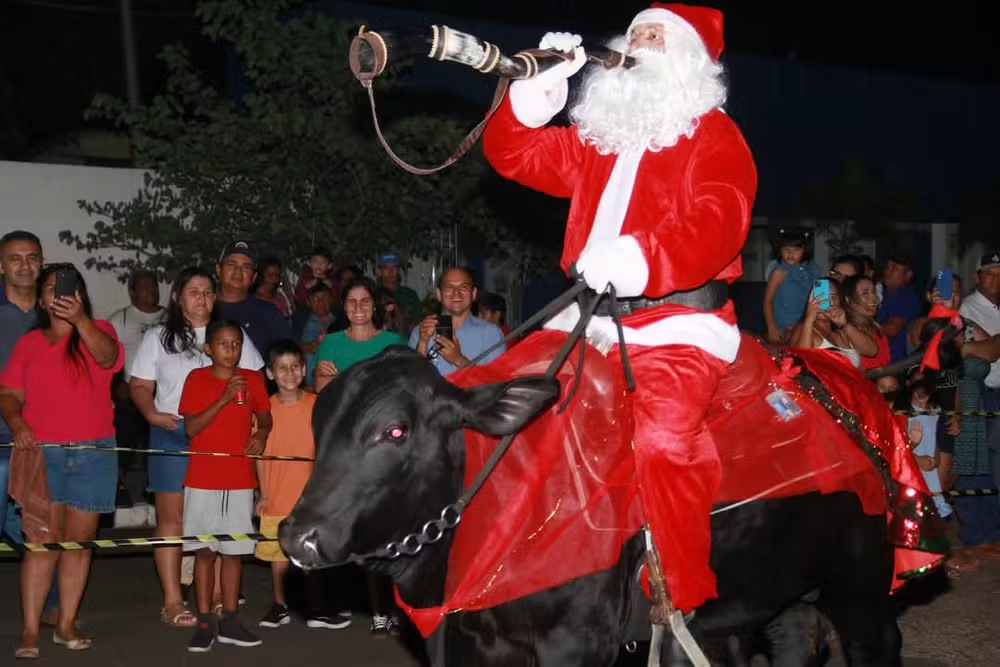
xmin=544 ymin=304 xmax=741 ymax=362
xmin=628 ymin=8 xmax=701 ymax=45
xmin=509 ymin=78 xmax=567 ymax=128
xmin=588 ymin=148 xmax=643 ymax=244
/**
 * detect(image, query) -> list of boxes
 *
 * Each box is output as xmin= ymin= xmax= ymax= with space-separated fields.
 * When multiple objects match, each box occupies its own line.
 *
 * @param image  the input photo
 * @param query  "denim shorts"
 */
xmin=148 ymin=423 xmax=189 ymax=494
xmin=43 ymin=438 xmax=118 ymax=514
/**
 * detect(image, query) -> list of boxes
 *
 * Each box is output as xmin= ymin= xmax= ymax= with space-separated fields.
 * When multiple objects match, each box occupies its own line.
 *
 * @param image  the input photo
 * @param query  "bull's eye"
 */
xmin=383 ymin=425 xmax=409 ymax=443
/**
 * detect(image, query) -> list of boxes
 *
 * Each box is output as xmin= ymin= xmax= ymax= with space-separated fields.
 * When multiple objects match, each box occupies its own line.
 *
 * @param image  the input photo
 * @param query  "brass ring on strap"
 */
xmin=482 ymin=42 xmax=501 ymax=73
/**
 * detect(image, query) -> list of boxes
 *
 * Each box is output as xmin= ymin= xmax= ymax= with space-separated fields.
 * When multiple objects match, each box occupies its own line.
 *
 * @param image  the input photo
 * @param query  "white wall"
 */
xmin=0 ymin=160 xmax=158 ymax=318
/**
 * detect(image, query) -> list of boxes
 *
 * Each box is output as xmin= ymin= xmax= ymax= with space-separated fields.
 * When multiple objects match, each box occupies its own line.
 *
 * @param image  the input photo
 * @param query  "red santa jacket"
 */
xmin=482 ymin=96 xmax=757 ymax=298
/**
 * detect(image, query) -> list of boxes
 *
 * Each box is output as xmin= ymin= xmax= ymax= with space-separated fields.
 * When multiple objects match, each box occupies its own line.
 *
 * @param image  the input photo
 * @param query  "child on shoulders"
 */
xmin=764 ymin=229 xmax=822 ymax=344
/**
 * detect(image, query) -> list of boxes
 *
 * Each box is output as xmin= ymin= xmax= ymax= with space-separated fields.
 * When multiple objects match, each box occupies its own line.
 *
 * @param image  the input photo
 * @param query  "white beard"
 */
xmin=570 ymin=32 xmax=727 ymax=155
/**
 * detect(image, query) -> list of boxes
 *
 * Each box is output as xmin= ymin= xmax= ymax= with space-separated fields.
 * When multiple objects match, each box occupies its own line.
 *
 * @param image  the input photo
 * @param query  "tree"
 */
xmin=62 ymin=0 xmax=544 ymax=285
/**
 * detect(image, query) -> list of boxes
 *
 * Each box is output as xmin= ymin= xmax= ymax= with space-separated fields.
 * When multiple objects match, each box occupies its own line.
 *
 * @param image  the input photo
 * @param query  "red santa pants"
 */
xmin=620 ymin=341 xmax=730 ymax=612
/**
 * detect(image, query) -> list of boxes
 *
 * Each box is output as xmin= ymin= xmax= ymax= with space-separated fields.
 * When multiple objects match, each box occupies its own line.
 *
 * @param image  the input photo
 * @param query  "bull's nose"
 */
xmin=277 ymin=518 xmax=323 ymax=570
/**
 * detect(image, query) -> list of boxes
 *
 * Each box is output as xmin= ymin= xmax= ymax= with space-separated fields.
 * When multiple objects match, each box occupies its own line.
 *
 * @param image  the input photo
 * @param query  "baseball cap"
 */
xmin=377 ymin=251 xmax=402 ymax=267
xmin=977 ymin=250 xmax=1000 ymax=271
xmin=219 ymin=240 xmax=257 ymax=265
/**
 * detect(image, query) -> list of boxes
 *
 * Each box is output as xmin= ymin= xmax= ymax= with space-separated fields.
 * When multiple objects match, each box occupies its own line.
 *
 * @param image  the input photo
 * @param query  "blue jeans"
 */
xmin=0 ymin=454 xmax=60 ymax=613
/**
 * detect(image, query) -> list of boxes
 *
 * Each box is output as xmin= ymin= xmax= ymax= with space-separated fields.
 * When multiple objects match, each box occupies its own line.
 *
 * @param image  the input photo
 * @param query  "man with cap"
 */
xmin=216 ymin=240 xmax=290 ymax=356
xmin=960 ymin=251 xmax=1000 ymax=448
xmin=877 ymin=253 xmax=921 ymax=363
xmin=483 ymin=4 xmax=756 ymax=613
xmin=376 ymin=252 xmax=422 ymax=332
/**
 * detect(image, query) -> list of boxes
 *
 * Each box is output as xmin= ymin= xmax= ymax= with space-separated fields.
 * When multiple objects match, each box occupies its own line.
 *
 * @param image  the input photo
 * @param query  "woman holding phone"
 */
xmin=840 ymin=274 xmax=889 ymax=369
xmin=790 ymin=278 xmax=870 ymax=368
xmin=0 ymin=264 xmax=124 ymax=658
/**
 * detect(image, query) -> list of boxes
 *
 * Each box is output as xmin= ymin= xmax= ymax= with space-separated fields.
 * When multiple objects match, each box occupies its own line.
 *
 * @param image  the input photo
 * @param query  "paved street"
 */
xmin=0 ymin=548 xmax=997 ymax=666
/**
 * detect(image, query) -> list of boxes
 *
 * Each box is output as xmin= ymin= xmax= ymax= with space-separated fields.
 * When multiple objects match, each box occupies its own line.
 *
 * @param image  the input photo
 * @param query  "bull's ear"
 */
xmin=462 ymin=376 xmax=561 ymax=436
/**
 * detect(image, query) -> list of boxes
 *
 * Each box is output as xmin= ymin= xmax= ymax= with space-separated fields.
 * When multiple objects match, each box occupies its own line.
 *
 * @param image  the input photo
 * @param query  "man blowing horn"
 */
xmin=483 ymin=3 xmax=757 ymax=613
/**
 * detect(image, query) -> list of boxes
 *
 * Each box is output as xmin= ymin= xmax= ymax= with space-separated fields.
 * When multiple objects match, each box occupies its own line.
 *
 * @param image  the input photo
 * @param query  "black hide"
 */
xmin=280 ymin=347 xmax=901 ymax=667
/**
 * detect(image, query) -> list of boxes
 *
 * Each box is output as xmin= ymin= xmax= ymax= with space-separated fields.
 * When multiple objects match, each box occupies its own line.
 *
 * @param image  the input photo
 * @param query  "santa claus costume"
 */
xmin=483 ymin=3 xmax=756 ymax=612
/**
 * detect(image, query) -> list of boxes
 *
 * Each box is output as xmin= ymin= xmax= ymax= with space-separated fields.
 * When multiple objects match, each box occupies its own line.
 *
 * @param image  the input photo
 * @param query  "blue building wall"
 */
xmin=312 ymin=1 xmax=1000 ymax=222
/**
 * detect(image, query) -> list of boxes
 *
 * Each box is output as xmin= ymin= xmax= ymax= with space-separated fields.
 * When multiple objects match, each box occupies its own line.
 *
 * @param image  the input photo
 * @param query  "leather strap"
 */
xmin=362 ymin=76 xmax=510 ymax=176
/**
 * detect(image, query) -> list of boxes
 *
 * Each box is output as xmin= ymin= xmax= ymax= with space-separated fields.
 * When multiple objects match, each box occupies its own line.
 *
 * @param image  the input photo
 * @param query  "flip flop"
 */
xmin=14 ymin=646 xmax=39 ymax=660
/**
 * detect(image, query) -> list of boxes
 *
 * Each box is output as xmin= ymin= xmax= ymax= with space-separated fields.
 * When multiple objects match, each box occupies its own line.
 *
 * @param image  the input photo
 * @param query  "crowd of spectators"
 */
xmin=2 ymin=224 xmax=998 ymax=657
xmin=0 ymin=231 xmax=509 ymax=657
xmin=760 ymin=231 xmax=1000 ymax=577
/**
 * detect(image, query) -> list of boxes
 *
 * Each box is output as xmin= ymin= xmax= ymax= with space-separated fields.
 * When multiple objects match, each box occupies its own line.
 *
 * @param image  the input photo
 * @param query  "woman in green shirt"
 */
xmin=313 ymin=277 xmax=406 ymax=393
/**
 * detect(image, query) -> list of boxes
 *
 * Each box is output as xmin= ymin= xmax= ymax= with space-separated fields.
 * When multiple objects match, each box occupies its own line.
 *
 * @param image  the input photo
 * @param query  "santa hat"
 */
xmin=627 ymin=3 xmax=725 ymax=61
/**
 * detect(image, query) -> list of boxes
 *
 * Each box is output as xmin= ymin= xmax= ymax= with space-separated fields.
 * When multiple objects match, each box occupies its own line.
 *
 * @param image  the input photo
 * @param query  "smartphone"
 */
xmin=812 ymin=279 xmax=831 ymax=311
xmin=935 ymin=269 xmax=953 ymax=301
xmin=435 ymin=314 xmax=453 ymax=340
xmin=53 ymin=269 xmax=77 ymax=299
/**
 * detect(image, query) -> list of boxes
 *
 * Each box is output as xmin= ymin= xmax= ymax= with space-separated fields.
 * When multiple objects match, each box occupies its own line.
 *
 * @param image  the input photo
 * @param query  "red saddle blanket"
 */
xmin=397 ymin=331 xmax=944 ymax=637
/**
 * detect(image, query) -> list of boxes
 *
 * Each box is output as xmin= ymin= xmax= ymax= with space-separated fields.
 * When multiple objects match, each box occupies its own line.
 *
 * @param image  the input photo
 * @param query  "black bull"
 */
xmin=280 ymin=347 xmax=901 ymax=666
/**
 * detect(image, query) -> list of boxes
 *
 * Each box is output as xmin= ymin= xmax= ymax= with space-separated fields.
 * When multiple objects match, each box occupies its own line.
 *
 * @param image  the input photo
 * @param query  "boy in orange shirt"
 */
xmin=255 ymin=340 xmax=350 ymax=630
xmin=179 ymin=320 xmax=272 ymax=652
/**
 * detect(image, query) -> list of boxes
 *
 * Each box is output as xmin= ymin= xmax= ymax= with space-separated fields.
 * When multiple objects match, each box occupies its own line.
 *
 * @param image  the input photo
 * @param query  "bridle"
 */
xmin=333 ymin=275 xmax=636 ymax=566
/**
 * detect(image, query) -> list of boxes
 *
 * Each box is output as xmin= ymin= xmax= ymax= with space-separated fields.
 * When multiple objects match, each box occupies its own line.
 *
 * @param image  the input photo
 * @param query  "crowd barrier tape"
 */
xmin=1 ymin=488 xmax=997 ymax=554
xmin=0 ymin=531 xmax=277 ymax=554
xmin=0 ymin=442 xmax=313 ymax=461
xmin=896 ymin=409 xmax=1000 ymax=418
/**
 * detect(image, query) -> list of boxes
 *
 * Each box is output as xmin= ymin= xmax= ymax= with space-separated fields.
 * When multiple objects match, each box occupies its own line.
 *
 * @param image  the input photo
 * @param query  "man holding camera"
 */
xmin=409 ymin=267 xmax=505 ymax=376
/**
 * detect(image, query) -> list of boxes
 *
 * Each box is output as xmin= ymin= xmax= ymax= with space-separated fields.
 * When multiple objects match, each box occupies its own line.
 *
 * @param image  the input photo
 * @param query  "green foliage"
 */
xmin=63 ymin=0 xmax=544 ymax=283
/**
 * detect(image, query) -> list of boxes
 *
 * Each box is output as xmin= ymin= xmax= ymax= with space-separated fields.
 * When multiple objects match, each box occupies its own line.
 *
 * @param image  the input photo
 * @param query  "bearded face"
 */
xmin=569 ymin=21 xmax=727 ymax=156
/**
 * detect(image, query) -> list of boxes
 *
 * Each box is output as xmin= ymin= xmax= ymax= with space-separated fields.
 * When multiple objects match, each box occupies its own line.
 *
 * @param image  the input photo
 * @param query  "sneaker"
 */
xmin=259 ymin=604 xmax=291 ymax=628
xmin=217 ymin=614 xmax=262 ymax=648
xmin=370 ymin=613 xmax=389 ymax=637
xmin=306 ymin=614 xmax=351 ymax=630
xmin=187 ymin=616 xmax=217 ymax=653
xmin=386 ymin=613 xmax=402 ymax=636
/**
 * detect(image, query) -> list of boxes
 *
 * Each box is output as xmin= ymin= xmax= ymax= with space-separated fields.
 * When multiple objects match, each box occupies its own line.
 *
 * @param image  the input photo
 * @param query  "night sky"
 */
xmin=1 ymin=0 xmax=997 ymax=221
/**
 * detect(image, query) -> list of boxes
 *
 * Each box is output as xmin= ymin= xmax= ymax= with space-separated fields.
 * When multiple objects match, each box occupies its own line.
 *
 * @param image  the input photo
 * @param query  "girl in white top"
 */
xmin=128 ymin=267 xmax=262 ymax=628
xmin=790 ymin=279 xmax=865 ymax=368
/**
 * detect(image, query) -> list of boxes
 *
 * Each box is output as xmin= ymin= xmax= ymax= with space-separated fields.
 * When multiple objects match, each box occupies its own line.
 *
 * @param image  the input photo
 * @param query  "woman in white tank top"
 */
xmin=790 ymin=280 xmax=863 ymax=368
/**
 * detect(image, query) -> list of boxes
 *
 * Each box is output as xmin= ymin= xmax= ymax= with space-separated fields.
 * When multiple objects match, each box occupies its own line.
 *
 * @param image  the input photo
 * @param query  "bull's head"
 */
xmin=279 ymin=347 xmax=559 ymax=571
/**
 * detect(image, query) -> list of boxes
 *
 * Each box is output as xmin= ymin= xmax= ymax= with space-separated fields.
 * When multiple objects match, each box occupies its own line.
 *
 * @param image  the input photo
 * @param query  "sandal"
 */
xmin=161 ymin=604 xmax=197 ymax=628
xmin=52 ymin=633 xmax=92 ymax=651
xmin=14 ymin=646 xmax=39 ymax=660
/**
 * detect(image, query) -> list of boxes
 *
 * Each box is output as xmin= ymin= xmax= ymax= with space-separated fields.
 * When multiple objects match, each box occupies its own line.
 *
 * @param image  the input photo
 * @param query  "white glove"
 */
xmin=575 ymin=236 xmax=650 ymax=299
xmin=509 ymin=33 xmax=586 ymax=128
xmin=535 ymin=32 xmax=587 ymax=85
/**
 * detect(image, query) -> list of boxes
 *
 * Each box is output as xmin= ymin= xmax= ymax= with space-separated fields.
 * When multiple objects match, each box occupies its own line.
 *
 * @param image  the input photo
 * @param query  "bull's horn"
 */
xmin=348 ymin=25 xmax=635 ymax=84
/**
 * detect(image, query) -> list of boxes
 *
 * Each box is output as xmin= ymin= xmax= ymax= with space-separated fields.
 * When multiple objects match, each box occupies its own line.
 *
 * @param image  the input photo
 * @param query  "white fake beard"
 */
xmin=570 ymin=33 xmax=727 ymax=155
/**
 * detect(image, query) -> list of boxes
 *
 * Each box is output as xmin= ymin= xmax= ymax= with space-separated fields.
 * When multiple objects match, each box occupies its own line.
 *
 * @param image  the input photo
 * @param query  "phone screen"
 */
xmin=935 ymin=270 xmax=953 ymax=301
xmin=435 ymin=314 xmax=453 ymax=340
xmin=54 ymin=270 xmax=77 ymax=299
xmin=813 ymin=279 xmax=831 ymax=311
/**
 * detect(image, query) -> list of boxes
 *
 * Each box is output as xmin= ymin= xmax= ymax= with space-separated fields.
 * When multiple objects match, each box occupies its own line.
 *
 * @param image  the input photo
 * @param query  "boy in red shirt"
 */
xmin=179 ymin=320 xmax=272 ymax=652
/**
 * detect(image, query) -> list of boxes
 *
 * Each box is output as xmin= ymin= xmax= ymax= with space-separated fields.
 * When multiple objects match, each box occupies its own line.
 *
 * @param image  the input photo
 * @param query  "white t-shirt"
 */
xmin=960 ymin=290 xmax=1000 ymax=389
xmin=129 ymin=324 xmax=265 ymax=416
xmin=107 ymin=305 xmax=166 ymax=380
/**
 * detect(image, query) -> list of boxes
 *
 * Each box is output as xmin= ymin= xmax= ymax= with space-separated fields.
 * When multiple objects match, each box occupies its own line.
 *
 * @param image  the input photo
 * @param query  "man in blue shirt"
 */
xmin=877 ymin=254 xmax=922 ymax=363
xmin=215 ymin=240 xmax=290 ymax=359
xmin=409 ymin=267 xmax=505 ymax=376
xmin=0 ymin=230 xmax=60 ymax=621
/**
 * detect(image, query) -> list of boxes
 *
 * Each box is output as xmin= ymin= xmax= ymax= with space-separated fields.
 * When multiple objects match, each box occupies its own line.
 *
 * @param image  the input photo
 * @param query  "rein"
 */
xmin=340 ymin=277 xmax=634 ymax=565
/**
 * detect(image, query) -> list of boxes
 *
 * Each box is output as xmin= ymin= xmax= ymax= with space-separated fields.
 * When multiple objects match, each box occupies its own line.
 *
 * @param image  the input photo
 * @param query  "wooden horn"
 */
xmin=348 ymin=24 xmax=635 ymax=84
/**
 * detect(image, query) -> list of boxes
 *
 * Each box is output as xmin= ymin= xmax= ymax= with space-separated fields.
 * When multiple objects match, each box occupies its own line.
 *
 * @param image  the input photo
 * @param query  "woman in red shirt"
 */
xmin=0 ymin=264 xmax=123 ymax=658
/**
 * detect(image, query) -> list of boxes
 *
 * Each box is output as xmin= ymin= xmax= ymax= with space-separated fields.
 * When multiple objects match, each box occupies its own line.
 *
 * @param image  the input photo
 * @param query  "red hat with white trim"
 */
xmin=627 ymin=3 xmax=725 ymax=61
